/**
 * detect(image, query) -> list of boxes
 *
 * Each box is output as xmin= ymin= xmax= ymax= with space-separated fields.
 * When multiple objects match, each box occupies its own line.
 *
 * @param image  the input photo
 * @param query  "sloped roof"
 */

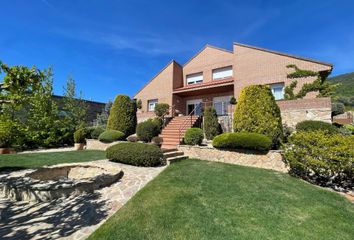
xmin=183 ymin=44 xmax=233 ymax=67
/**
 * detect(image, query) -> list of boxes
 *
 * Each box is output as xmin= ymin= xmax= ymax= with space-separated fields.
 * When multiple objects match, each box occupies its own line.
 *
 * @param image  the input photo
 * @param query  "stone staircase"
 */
xmin=160 ymin=115 xmax=200 ymax=149
xmin=162 ymin=148 xmax=188 ymax=165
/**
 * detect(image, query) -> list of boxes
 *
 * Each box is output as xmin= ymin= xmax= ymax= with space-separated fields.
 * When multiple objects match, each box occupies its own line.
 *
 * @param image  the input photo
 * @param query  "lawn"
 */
xmin=0 ymin=150 xmax=106 ymax=172
xmin=89 ymin=159 xmax=354 ymax=240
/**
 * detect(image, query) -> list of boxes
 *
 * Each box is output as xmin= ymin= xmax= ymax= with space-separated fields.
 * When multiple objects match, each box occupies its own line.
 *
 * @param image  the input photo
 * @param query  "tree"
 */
xmin=95 ymin=100 xmax=112 ymax=127
xmin=203 ymin=107 xmax=221 ymax=140
xmin=284 ymin=64 xmax=337 ymax=100
xmin=107 ymin=94 xmax=137 ymax=137
xmin=233 ymin=85 xmax=283 ymax=147
xmin=154 ymin=103 xmax=169 ymax=126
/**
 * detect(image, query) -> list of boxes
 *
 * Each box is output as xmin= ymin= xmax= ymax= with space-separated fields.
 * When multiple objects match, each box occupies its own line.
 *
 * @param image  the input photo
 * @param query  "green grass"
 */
xmin=89 ymin=159 xmax=354 ymax=240
xmin=0 ymin=150 xmax=106 ymax=172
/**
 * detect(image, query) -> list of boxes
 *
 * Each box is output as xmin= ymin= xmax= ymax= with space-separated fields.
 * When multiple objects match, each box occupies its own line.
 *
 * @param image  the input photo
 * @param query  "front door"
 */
xmin=186 ymin=99 xmax=202 ymax=116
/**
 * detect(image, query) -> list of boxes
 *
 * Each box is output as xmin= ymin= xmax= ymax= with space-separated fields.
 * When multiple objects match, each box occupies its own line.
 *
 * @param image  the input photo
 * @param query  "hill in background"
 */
xmin=328 ymin=72 xmax=354 ymax=110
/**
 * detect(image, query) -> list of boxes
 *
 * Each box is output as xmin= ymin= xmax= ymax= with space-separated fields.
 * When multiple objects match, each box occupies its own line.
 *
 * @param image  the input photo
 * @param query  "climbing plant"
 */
xmin=284 ymin=64 xmax=337 ymax=100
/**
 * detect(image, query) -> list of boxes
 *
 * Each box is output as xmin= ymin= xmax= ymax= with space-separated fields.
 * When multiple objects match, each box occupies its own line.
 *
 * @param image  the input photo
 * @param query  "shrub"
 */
xmin=0 ymin=120 xmax=16 ymax=148
xmin=106 ymin=142 xmax=163 ymax=167
xmin=91 ymin=126 xmax=105 ymax=139
xmin=73 ymin=128 xmax=89 ymax=143
xmin=283 ymin=131 xmax=354 ymax=189
xmin=184 ymin=128 xmax=203 ymax=145
xmin=233 ymin=85 xmax=283 ymax=147
xmin=212 ymin=132 xmax=272 ymax=151
xmin=98 ymin=130 xmax=125 ymax=143
xmin=154 ymin=103 xmax=169 ymax=119
xmin=295 ymin=120 xmax=339 ymax=134
xmin=107 ymin=94 xmax=137 ymax=137
xmin=343 ymin=124 xmax=354 ymax=134
xmin=203 ymin=107 xmax=222 ymax=140
xmin=151 ymin=136 xmax=163 ymax=146
xmin=136 ymin=119 xmax=160 ymax=142
xmin=127 ymin=134 xmax=139 ymax=142
xmin=331 ymin=102 xmax=345 ymax=116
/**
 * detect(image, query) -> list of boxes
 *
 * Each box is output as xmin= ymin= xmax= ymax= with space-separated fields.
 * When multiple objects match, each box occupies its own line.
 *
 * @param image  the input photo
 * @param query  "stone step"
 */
xmin=166 ymin=155 xmax=188 ymax=165
xmin=162 ymin=148 xmax=178 ymax=153
xmin=163 ymin=151 xmax=184 ymax=158
xmin=161 ymin=144 xmax=179 ymax=149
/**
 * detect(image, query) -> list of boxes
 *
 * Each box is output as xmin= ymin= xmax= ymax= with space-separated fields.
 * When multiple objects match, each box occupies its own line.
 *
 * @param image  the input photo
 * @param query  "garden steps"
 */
xmin=162 ymin=149 xmax=188 ymax=165
xmin=160 ymin=116 xmax=200 ymax=149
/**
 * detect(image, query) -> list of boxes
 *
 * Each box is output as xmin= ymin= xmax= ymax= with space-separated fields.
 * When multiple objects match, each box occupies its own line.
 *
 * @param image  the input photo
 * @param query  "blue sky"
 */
xmin=1 ymin=0 xmax=353 ymax=103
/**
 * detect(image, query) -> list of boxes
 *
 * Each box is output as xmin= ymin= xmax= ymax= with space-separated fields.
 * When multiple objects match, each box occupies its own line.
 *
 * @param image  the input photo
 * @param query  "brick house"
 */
xmin=134 ymin=43 xmax=333 ymax=148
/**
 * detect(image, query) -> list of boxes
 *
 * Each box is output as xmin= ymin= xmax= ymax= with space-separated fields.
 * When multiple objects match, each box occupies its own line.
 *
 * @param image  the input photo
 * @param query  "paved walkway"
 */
xmin=0 ymin=160 xmax=165 ymax=240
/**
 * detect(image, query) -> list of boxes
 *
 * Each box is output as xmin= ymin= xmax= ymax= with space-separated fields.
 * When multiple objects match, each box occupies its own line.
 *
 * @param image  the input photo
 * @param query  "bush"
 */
xmin=98 ymin=130 xmax=125 ymax=143
xmin=154 ymin=103 xmax=169 ymax=119
xmin=91 ymin=126 xmax=105 ymax=139
xmin=343 ymin=124 xmax=354 ymax=134
xmin=283 ymin=131 xmax=354 ymax=189
xmin=184 ymin=128 xmax=203 ymax=145
xmin=203 ymin=107 xmax=222 ymax=140
xmin=151 ymin=136 xmax=163 ymax=146
xmin=212 ymin=132 xmax=272 ymax=151
xmin=233 ymin=85 xmax=283 ymax=147
xmin=295 ymin=120 xmax=339 ymax=134
xmin=136 ymin=119 xmax=160 ymax=142
xmin=127 ymin=134 xmax=139 ymax=142
xmin=106 ymin=142 xmax=163 ymax=167
xmin=0 ymin=120 xmax=16 ymax=148
xmin=331 ymin=102 xmax=345 ymax=116
xmin=73 ymin=128 xmax=89 ymax=143
xmin=107 ymin=94 xmax=137 ymax=137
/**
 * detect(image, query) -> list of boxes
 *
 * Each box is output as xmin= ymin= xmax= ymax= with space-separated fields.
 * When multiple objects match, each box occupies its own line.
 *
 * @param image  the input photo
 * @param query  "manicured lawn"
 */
xmin=89 ymin=159 xmax=354 ymax=240
xmin=0 ymin=150 xmax=106 ymax=172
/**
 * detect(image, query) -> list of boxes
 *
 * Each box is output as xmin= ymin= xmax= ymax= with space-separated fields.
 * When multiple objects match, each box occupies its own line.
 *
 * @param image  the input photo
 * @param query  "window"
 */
xmin=212 ymin=66 xmax=233 ymax=80
xmin=213 ymin=96 xmax=232 ymax=116
xmin=148 ymin=99 xmax=158 ymax=112
xmin=270 ymin=83 xmax=284 ymax=100
xmin=186 ymin=72 xmax=203 ymax=85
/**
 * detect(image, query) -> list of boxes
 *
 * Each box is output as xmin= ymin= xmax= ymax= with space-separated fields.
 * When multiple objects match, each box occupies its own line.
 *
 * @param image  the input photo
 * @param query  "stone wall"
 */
xmin=178 ymin=145 xmax=287 ymax=173
xmin=86 ymin=139 xmax=123 ymax=151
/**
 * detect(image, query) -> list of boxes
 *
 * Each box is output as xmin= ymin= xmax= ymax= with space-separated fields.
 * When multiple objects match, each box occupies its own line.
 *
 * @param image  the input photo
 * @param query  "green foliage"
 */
xmin=73 ymin=128 xmax=89 ymax=143
xmin=331 ymin=102 xmax=345 ymax=116
xmin=154 ymin=103 xmax=169 ymax=119
xmin=343 ymin=124 xmax=354 ymax=134
xmin=233 ymin=85 xmax=283 ymax=147
xmin=0 ymin=119 xmax=16 ymax=148
xmin=98 ymin=130 xmax=125 ymax=143
xmin=136 ymin=119 xmax=160 ymax=142
xmin=229 ymin=96 xmax=237 ymax=105
xmin=295 ymin=120 xmax=339 ymax=134
xmin=283 ymin=131 xmax=354 ymax=189
xmin=107 ymin=94 xmax=137 ymax=137
xmin=127 ymin=134 xmax=139 ymax=142
xmin=106 ymin=142 xmax=163 ymax=167
xmin=284 ymin=64 xmax=336 ymax=100
xmin=329 ymin=72 xmax=354 ymax=111
xmin=91 ymin=126 xmax=105 ymax=139
xmin=95 ymin=101 xmax=112 ymax=127
xmin=203 ymin=107 xmax=221 ymax=140
xmin=151 ymin=136 xmax=163 ymax=146
xmin=184 ymin=128 xmax=203 ymax=145
xmin=136 ymin=99 xmax=142 ymax=109
xmin=212 ymin=132 xmax=272 ymax=151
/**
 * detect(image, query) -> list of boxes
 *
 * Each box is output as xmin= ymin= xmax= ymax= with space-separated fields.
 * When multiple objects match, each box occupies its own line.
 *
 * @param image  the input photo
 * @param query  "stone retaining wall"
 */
xmin=178 ymin=145 xmax=288 ymax=172
xmin=86 ymin=139 xmax=123 ymax=151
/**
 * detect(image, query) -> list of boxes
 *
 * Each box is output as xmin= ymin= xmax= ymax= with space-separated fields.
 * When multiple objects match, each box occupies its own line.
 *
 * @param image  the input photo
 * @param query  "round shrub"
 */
xmin=212 ymin=132 xmax=272 ymax=151
xmin=136 ymin=119 xmax=160 ymax=142
xmin=296 ymin=120 xmax=339 ymax=134
xmin=203 ymin=107 xmax=222 ymax=140
xmin=107 ymin=94 xmax=137 ymax=137
xmin=127 ymin=134 xmax=139 ymax=142
xmin=91 ymin=126 xmax=105 ymax=139
xmin=184 ymin=128 xmax=203 ymax=145
xmin=106 ymin=142 xmax=163 ymax=167
xmin=283 ymin=131 xmax=354 ymax=189
xmin=73 ymin=128 xmax=89 ymax=144
xmin=154 ymin=103 xmax=169 ymax=119
xmin=98 ymin=130 xmax=125 ymax=143
xmin=233 ymin=85 xmax=283 ymax=147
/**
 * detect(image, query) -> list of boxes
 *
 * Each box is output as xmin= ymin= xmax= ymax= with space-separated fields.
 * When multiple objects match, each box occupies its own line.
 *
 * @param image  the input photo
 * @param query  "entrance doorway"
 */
xmin=186 ymin=99 xmax=202 ymax=115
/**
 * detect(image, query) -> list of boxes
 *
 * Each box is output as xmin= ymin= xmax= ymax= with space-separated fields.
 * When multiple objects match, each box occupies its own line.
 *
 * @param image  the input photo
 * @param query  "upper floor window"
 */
xmin=148 ymin=99 xmax=158 ymax=112
xmin=186 ymin=72 xmax=203 ymax=85
xmin=270 ymin=83 xmax=284 ymax=100
xmin=212 ymin=66 xmax=233 ymax=80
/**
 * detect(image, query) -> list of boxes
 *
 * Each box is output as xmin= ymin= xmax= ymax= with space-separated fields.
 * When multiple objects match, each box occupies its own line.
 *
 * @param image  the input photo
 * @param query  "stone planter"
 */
xmin=0 ymin=148 xmax=16 ymax=154
xmin=74 ymin=143 xmax=85 ymax=150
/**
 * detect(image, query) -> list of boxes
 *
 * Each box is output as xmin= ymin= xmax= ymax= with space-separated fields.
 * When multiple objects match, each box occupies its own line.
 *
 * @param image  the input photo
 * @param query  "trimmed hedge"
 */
xmin=136 ymin=119 xmax=160 ymax=142
xmin=91 ymin=126 xmax=105 ymax=139
xmin=295 ymin=120 xmax=339 ymax=134
xmin=73 ymin=128 xmax=89 ymax=143
xmin=233 ymin=85 xmax=283 ymax=147
xmin=184 ymin=128 xmax=203 ymax=145
xmin=107 ymin=95 xmax=137 ymax=137
xmin=98 ymin=130 xmax=125 ymax=143
xmin=283 ymin=131 xmax=354 ymax=189
xmin=212 ymin=132 xmax=272 ymax=151
xmin=106 ymin=142 xmax=163 ymax=167
xmin=203 ymin=107 xmax=222 ymax=140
